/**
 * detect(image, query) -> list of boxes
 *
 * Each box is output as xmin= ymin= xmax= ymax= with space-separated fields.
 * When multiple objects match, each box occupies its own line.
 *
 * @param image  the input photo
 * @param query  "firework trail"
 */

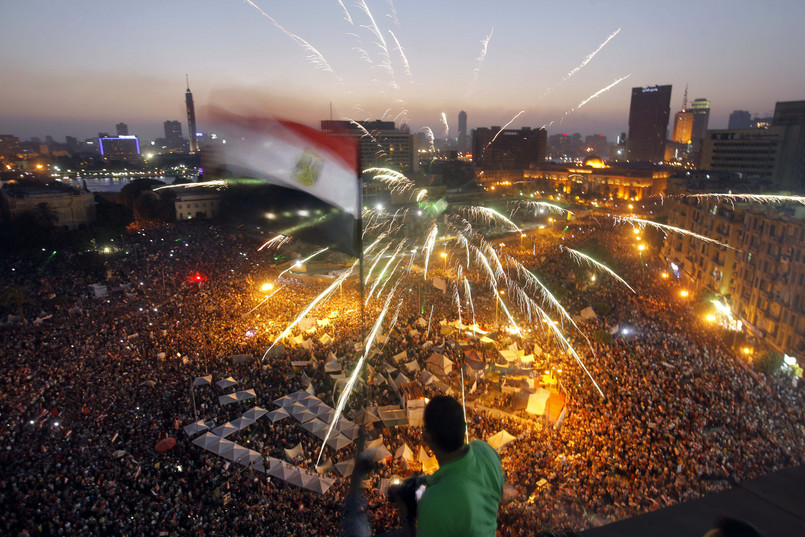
xmin=245 ymin=286 xmax=283 ymax=315
xmin=495 ymin=291 xmax=521 ymax=335
xmin=562 ymin=246 xmax=636 ymax=293
xmin=468 ymin=206 xmax=522 ymax=232
xmin=277 ymin=247 xmax=329 ymax=280
xmin=564 ymin=28 xmax=621 ymax=80
xmin=366 ymin=168 xmax=418 ymax=197
xmin=243 ymin=0 xmax=340 ymax=80
xmin=422 ymin=225 xmax=439 ymax=279
xmin=154 ymin=180 xmax=226 ymax=191
xmin=510 ymin=200 xmax=574 ymax=218
xmin=463 ymin=275 xmax=477 ymax=336
xmin=576 ymin=75 xmax=631 ymax=109
xmin=261 ymin=260 xmax=358 ymax=362
xmin=337 ymin=0 xmax=353 ymax=24
xmin=538 ymin=309 xmax=604 ymax=398
xmin=318 ymin=279 xmax=400 ymax=465
xmin=257 ymin=234 xmax=291 ymax=251
xmin=441 ymin=112 xmax=449 ymax=140
xmin=483 ymin=110 xmax=525 ymax=156
xmin=388 ymin=30 xmax=412 ymax=80
xmin=620 ymin=216 xmax=735 ymax=249
xmin=465 ymin=27 xmax=494 ymax=99
xmin=386 ymin=0 xmax=400 ymax=27
xmin=422 ymin=127 xmax=435 ymax=151
xmin=685 ymin=193 xmax=805 ymax=206
xmin=355 ymin=0 xmax=394 ymax=78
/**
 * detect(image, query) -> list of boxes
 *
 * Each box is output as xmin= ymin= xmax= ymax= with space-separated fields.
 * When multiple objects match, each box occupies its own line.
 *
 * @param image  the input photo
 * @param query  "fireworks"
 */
xmin=619 ymin=216 xmax=735 ymax=249
xmin=465 ymin=27 xmax=494 ymax=99
xmin=576 ymin=74 xmax=631 ymax=109
xmin=564 ymin=28 xmax=622 ymax=80
xmin=562 ymin=246 xmax=636 ymax=294
xmin=685 ymin=193 xmax=805 ymax=206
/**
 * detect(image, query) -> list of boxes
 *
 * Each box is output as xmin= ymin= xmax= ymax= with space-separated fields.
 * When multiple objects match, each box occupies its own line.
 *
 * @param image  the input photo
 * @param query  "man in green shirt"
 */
xmin=412 ymin=395 xmax=504 ymax=537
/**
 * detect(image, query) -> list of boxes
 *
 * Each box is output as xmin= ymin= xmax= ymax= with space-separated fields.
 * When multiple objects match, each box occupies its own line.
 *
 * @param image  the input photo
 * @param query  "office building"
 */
xmin=689 ymin=98 xmax=711 ymax=150
xmin=729 ymin=110 xmax=752 ymax=130
xmin=116 ymin=122 xmax=129 ymax=136
xmin=458 ymin=110 xmax=468 ymax=154
xmin=771 ymin=100 xmax=805 ymax=191
xmin=627 ymin=85 xmax=672 ymax=162
xmin=472 ymin=126 xmax=547 ymax=169
xmin=700 ymin=127 xmax=784 ymax=180
xmin=321 ymin=120 xmax=413 ymax=175
xmin=672 ymin=111 xmax=694 ymax=144
xmin=99 ymin=136 xmax=141 ymax=163
xmin=1 ymin=181 xmax=96 ymax=230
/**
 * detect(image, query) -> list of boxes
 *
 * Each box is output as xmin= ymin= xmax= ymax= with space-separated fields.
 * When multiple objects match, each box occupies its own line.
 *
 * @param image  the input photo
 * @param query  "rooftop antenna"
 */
xmin=186 ymin=74 xmax=190 ymax=90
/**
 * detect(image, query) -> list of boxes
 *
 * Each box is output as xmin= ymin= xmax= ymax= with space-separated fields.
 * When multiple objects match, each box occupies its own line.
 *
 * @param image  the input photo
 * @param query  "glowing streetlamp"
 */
xmin=440 ymin=251 xmax=448 ymax=270
xmin=260 ymin=282 xmax=274 ymax=293
xmin=706 ymin=314 xmax=716 ymax=323
xmin=680 ymin=290 xmax=689 ymax=298
xmin=660 ymin=271 xmax=669 ymax=279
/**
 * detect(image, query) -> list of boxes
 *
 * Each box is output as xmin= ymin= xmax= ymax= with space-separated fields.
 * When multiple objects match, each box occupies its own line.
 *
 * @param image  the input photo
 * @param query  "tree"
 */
xmin=0 ymin=284 xmax=35 ymax=324
xmin=753 ymin=350 xmax=783 ymax=376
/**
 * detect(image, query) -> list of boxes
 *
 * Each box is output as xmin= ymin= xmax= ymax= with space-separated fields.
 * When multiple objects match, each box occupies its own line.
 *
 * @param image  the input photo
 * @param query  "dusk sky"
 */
xmin=2 ymin=0 xmax=804 ymax=143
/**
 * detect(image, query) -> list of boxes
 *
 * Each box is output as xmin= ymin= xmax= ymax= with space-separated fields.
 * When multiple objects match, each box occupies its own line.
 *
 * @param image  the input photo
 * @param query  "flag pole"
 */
xmin=356 ymin=145 xmax=366 ymax=353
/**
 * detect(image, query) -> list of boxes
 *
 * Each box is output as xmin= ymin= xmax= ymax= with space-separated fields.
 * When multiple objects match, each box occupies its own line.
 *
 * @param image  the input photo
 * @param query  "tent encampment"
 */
xmin=487 ymin=430 xmax=517 ymax=451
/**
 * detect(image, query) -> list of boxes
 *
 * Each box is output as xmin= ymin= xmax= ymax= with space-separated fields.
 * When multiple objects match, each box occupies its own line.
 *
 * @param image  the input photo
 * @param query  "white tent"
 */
xmin=290 ymin=334 xmax=305 ymax=346
xmin=183 ymin=420 xmax=211 ymax=436
xmin=273 ymin=395 xmax=294 ymax=407
xmin=417 ymin=317 xmax=428 ymax=328
xmin=394 ymin=443 xmax=415 ymax=463
xmin=366 ymin=436 xmax=384 ymax=449
xmin=432 ymin=276 xmax=447 ymax=293
xmin=268 ymin=458 xmax=297 ymax=481
xmin=580 ymin=306 xmax=598 ymax=320
xmin=487 ymin=430 xmax=517 ymax=451
xmin=403 ymin=360 xmax=421 ymax=373
xmin=417 ymin=445 xmax=430 ymax=464
xmin=284 ymin=442 xmax=304 ymax=460
xmin=366 ymin=444 xmax=393 ymax=463
xmin=498 ymin=349 xmax=519 ymax=362
xmin=212 ymin=422 xmax=241 ymax=438
xmin=193 ymin=375 xmax=212 ymax=387
xmin=392 ymin=350 xmax=408 ymax=363
xmin=301 ymin=419 xmax=328 ymax=438
xmin=298 ymin=317 xmax=317 ymax=331
xmin=301 ymin=338 xmax=314 ymax=350
xmin=335 ymin=459 xmax=355 ymax=477
xmin=324 ymin=358 xmax=342 ymax=372
xmin=526 ymin=388 xmax=551 ymax=416
xmin=419 ymin=370 xmax=435 ymax=386
xmin=426 ymin=353 xmax=453 ymax=375
xmin=319 ymin=333 xmax=333 ymax=345
xmin=242 ymin=406 xmax=268 ymax=420
xmin=325 ymin=433 xmax=352 ymax=451
xmin=317 ymin=318 xmax=331 ymax=328
xmin=218 ymin=393 xmax=239 ymax=406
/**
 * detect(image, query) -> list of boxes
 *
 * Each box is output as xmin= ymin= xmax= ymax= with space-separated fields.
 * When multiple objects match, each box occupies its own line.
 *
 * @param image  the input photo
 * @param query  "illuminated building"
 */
xmin=98 ymin=136 xmax=140 ymax=163
xmin=185 ymin=78 xmax=199 ymax=153
xmin=627 ymin=85 xmax=672 ymax=162
xmin=471 ymin=126 xmax=546 ymax=169
xmin=163 ymin=120 xmax=188 ymax=153
xmin=174 ymin=189 xmax=221 ymax=220
xmin=662 ymin=196 xmax=805 ymax=359
xmin=672 ymin=111 xmax=693 ymax=144
xmin=689 ymin=98 xmax=710 ymax=151
xmin=515 ymin=158 xmax=670 ymax=201
xmin=0 ymin=181 xmax=96 ymax=230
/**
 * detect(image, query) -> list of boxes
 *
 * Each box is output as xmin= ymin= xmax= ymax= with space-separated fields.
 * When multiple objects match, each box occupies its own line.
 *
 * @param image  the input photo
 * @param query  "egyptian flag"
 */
xmin=205 ymin=109 xmax=361 ymax=257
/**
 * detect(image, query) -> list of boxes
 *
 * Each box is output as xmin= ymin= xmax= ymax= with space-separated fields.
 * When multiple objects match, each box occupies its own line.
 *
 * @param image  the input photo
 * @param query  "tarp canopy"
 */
xmin=284 ymin=442 xmax=304 ymax=460
xmin=298 ymin=317 xmax=317 ymax=331
xmin=417 ymin=445 xmax=430 ymax=464
xmin=216 ymin=377 xmax=238 ymax=389
xmin=366 ymin=444 xmax=393 ymax=463
xmin=335 ymin=459 xmax=355 ymax=477
xmin=193 ymin=375 xmax=212 ymax=387
xmin=392 ymin=350 xmax=408 ymax=363
xmin=403 ymin=360 xmax=421 ymax=372
xmin=487 ymin=430 xmax=517 ymax=451
xmin=290 ymin=334 xmax=305 ymax=346
xmin=324 ymin=358 xmax=342 ymax=372
xmin=580 ymin=306 xmax=597 ymax=320
xmin=394 ymin=443 xmax=415 ymax=462
xmin=426 ymin=353 xmax=453 ymax=375
xmin=526 ymin=388 xmax=552 ymax=416
xmin=267 ymin=407 xmax=291 ymax=422
xmin=183 ymin=420 xmax=211 ymax=436
xmin=319 ymin=333 xmax=333 ymax=345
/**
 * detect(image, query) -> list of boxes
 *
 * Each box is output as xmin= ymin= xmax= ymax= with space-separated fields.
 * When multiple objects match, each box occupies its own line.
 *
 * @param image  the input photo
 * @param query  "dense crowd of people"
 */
xmin=0 ymin=217 xmax=802 ymax=536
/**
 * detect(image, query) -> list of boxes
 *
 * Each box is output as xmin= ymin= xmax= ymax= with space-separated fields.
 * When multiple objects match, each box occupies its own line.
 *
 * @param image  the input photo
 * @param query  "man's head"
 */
xmin=423 ymin=395 xmax=466 ymax=454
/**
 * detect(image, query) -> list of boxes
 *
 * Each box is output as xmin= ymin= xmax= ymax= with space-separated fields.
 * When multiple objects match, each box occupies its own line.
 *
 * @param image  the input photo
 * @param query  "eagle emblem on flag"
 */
xmin=293 ymin=149 xmax=324 ymax=187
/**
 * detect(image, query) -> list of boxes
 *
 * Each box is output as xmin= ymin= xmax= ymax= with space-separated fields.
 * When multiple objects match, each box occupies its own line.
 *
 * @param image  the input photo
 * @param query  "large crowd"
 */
xmin=0 ymin=217 xmax=802 ymax=536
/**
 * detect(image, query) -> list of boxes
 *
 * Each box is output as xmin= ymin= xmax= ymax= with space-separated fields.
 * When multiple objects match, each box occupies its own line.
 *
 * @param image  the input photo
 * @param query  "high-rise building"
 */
xmin=99 ymin=136 xmax=141 ymax=163
xmin=729 ymin=110 xmax=752 ymax=130
xmin=185 ymin=78 xmax=199 ymax=153
xmin=458 ymin=110 xmax=468 ymax=153
xmin=116 ymin=122 xmax=129 ymax=136
xmin=672 ymin=111 xmax=694 ymax=144
xmin=772 ymin=100 xmax=805 ymax=191
xmin=627 ymin=85 xmax=672 ymax=162
xmin=472 ymin=126 xmax=547 ymax=169
xmin=689 ymin=98 xmax=711 ymax=150
xmin=321 ymin=120 xmax=413 ymax=174
xmin=700 ymin=127 xmax=784 ymax=180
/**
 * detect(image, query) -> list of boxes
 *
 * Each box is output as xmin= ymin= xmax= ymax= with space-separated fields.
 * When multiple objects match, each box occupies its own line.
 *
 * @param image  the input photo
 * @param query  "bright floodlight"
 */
xmin=680 ymin=290 xmax=689 ymax=297
xmin=260 ymin=282 xmax=274 ymax=292
xmin=706 ymin=314 xmax=716 ymax=322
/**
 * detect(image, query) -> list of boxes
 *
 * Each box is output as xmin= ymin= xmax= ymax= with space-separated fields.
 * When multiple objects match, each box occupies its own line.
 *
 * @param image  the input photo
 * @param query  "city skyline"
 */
xmin=2 ymin=0 xmax=804 ymax=142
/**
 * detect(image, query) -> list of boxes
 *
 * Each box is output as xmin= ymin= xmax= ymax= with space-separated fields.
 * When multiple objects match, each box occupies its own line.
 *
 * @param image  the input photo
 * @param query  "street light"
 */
xmin=440 ymin=251 xmax=448 ymax=270
xmin=495 ymin=289 xmax=505 ymax=328
xmin=680 ymin=290 xmax=689 ymax=298
xmin=260 ymin=282 xmax=274 ymax=293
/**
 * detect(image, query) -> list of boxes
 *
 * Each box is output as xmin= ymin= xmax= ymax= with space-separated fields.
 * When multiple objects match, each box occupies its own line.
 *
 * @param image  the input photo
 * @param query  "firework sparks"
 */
xmin=153 ymin=180 xmax=227 ymax=191
xmin=538 ymin=309 xmax=605 ymax=398
xmin=277 ymin=247 xmax=329 ymax=280
xmin=388 ymin=30 xmax=412 ymax=79
xmin=243 ymin=0 xmax=340 ymax=79
xmin=510 ymin=200 xmax=574 ymax=217
xmin=564 ymin=28 xmax=621 ymax=80
xmin=245 ymin=285 xmax=283 ymax=315
xmin=465 ymin=27 xmax=494 ymax=99
xmin=261 ymin=260 xmax=358 ymax=362
xmin=441 ymin=112 xmax=449 ymax=140
xmin=577 ymin=74 xmax=631 ymax=109
xmin=468 ymin=206 xmax=522 ymax=232
xmin=484 ymin=110 xmax=525 ymax=156
xmin=337 ymin=0 xmax=353 ymax=24
xmin=620 ymin=216 xmax=735 ymax=249
xmin=562 ymin=247 xmax=636 ymax=293
xmin=422 ymin=225 xmax=438 ymax=279
xmin=318 ymin=280 xmax=400 ymax=465
xmin=257 ymin=234 xmax=291 ymax=252
xmin=685 ymin=193 xmax=805 ymax=206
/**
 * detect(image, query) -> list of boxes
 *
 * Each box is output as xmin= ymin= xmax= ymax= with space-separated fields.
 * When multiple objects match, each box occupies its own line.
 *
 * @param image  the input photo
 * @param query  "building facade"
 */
xmin=627 ymin=85 xmax=672 ymax=162
xmin=661 ymin=196 xmax=805 ymax=359
xmin=472 ymin=126 xmax=547 ymax=169
xmin=699 ymin=127 xmax=785 ymax=180
xmin=458 ymin=110 xmax=468 ymax=154
xmin=99 ymin=136 xmax=141 ymax=163
xmin=174 ymin=190 xmax=221 ymax=221
xmin=728 ymin=110 xmax=752 ymax=130
xmin=771 ymin=100 xmax=805 ymax=191
xmin=320 ymin=120 xmax=413 ymax=175
xmin=1 ymin=181 xmax=96 ymax=230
